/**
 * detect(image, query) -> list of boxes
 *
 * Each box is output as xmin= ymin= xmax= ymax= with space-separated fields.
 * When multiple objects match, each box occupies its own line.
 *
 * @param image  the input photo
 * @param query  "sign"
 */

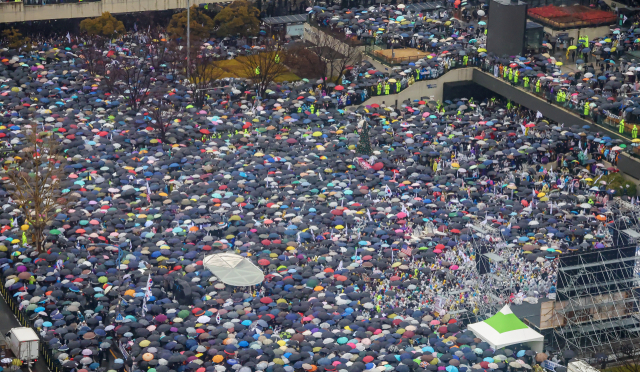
xmin=542 ymin=360 xmax=561 ymax=371
xmin=286 ymin=24 xmax=304 ymax=37
xmin=427 ymin=84 xmax=437 ymax=89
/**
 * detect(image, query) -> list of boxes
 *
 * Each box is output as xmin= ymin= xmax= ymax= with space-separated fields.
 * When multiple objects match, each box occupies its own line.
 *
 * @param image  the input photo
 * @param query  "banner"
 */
xmin=356 ymin=157 xmax=373 ymax=169
xmin=602 ymin=110 xmax=621 ymax=121
xmin=542 ymin=361 xmax=561 ymax=371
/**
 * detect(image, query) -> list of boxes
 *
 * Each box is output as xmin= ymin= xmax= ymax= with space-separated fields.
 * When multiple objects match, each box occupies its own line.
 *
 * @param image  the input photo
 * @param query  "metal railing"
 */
xmin=0 ymin=279 xmax=63 ymax=372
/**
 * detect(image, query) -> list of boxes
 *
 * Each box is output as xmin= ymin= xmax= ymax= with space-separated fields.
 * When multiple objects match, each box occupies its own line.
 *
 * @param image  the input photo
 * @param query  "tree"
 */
xmin=303 ymin=28 xmax=362 ymax=91
xmin=80 ymin=12 xmax=125 ymax=37
xmin=78 ymin=36 xmax=107 ymax=76
xmin=356 ymin=120 xmax=373 ymax=156
xmin=188 ymin=49 xmax=225 ymax=108
xmin=284 ymin=43 xmax=324 ymax=79
xmin=238 ymin=44 xmax=289 ymax=96
xmin=167 ymin=6 xmax=214 ymax=40
xmin=5 ymin=130 xmax=67 ymax=253
xmin=103 ymin=56 xmax=154 ymax=110
xmin=1 ymin=28 xmax=31 ymax=50
xmin=616 ymin=342 xmax=640 ymax=372
xmin=213 ymin=0 xmax=260 ymax=37
xmin=142 ymin=92 xmax=178 ymax=143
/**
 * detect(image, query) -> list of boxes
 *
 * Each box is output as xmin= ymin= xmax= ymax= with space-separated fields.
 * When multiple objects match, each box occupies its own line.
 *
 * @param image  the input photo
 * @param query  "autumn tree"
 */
xmin=284 ymin=43 xmax=323 ymax=79
xmin=80 ymin=12 xmax=125 ymax=37
xmin=1 ymin=28 xmax=31 ymax=50
xmin=4 ymin=130 xmax=67 ymax=253
xmin=213 ymin=0 xmax=260 ymax=37
xmin=167 ymin=6 xmax=214 ymax=40
xmin=238 ymin=44 xmax=288 ymax=96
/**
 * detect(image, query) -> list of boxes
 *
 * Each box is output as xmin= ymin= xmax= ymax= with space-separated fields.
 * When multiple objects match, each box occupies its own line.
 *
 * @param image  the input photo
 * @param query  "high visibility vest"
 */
xmin=633 ymin=125 xmax=638 ymax=139
xmin=620 ymin=119 xmax=625 ymax=133
xmin=584 ymin=104 xmax=589 ymax=116
xmin=275 ymin=54 xmax=280 ymax=63
xmin=255 ymin=66 xmax=260 ymax=75
xmin=536 ymin=80 xmax=541 ymax=92
xmin=524 ymin=77 xmax=529 ymax=88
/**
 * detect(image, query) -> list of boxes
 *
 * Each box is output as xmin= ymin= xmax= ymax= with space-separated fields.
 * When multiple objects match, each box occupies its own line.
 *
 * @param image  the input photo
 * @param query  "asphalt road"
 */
xmin=0 ymin=293 xmax=49 ymax=372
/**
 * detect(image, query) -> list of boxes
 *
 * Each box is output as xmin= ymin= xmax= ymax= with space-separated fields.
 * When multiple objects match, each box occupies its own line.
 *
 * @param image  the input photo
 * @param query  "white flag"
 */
xmin=536 ymin=111 xmax=543 ymax=119
xmin=66 ymin=32 xmax=71 ymax=43
xmin=385 ymin=185 xmax=392 ymax=197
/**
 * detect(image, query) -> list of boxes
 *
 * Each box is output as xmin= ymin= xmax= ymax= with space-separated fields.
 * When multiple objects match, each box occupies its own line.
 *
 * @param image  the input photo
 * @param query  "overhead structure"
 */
xmin=468 ymin=305 xmax=545 ymax=352
xmin=203 ymin=253 xmax=265 ymax=286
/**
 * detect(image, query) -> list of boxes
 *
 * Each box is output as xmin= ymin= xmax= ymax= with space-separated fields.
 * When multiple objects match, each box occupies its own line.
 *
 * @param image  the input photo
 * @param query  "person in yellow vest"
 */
xmin=508 ymin=68 xmax=513 ymax=83
xmin=255 ymin=66 xmax=260 ymax=75
xmin=620 ymin=119 xmax=625 ymax=134
xmin=514 ymin=70 xmax=519 ymax=86
xmin=384 ymin=83 xmax=390 ymax=95
xmin=275 ymin=54 xmax=280 ymax=63
xmin=583 ymin=102 xmax=589 ymax=118
xmin=377 ymin=83 xmax=382 ymax=96
xmin=633 ymin=125 xmax=638 ymax=139
xmin=536 ymin=79 xmax=541 ymax=94
xmin=523 ymin=76 xmax=529 ymax=89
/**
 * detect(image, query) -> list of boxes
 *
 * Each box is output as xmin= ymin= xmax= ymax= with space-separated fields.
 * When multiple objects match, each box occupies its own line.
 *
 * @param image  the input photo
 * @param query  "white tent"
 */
xmin=467 ymin=305 xmax=544 ymax=352
xmin=203 ymin=253 xmax=264 ymax=286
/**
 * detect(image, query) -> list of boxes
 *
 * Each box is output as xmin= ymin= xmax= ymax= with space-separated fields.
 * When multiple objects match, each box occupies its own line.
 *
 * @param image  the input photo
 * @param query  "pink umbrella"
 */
xmin=450 ymin=265 xmax=459 ymax=270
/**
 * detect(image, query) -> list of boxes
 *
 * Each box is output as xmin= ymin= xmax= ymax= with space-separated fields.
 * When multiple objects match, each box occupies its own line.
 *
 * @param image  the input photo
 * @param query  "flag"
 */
xmin=56 ymin=259 xmax=64 ymax=271
xmin=401 ymin=246 xmax=412 ymax=256
xmin=134 ymin=22 xmax=138 ymax=32
xmin=146 ymin=181 xmax=152 ymax=203
xmin=385 ymin=185 xmax=392 ymax=197
xmin=216 ymin=312 xmax=221 ymax=324
xmin=536 ymin=111 xmax=543 ymax=119
xmin=337 ymin=260 xmax=344 ymax=271
xmin=66 ymin=32 xmax=71 ymax=43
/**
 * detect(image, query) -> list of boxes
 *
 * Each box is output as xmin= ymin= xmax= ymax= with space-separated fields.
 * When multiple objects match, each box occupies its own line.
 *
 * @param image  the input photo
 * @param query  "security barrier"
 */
xmin=0 ymin=280 xmax=63 ymax=372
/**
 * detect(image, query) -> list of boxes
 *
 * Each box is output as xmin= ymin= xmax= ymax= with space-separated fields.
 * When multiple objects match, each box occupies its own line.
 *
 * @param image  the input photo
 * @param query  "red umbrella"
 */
xmin=260 ymin=297 xmax=273 ymax=304
xmin=258 ymin=259 xmax=271 ymax=266
xmin=334 ymin=85 xmax=344 ymax=91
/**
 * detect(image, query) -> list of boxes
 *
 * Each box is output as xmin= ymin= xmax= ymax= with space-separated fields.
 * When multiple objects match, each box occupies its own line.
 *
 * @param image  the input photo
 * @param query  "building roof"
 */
xmin=263 ymin=14 xmax=308 ymax=25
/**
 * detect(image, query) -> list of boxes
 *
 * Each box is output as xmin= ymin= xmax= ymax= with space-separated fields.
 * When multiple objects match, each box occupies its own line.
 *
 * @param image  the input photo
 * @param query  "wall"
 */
xmin=618 ymin=153 xmax=640 ymax=181
xmin=363 ymin=68 xmax=473 ymax=105
xmin=0 ymin=0 xmax=212 ymax=23
xmin=303 ymin=23 xmax=366 ymax=56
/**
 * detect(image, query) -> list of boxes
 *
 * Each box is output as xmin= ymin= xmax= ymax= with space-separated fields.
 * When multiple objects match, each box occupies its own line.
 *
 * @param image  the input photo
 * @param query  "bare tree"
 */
xmin=104 ymin=56 xmax=154 ymax=110
xmin=78 ymin=36 xmax=108 ymax=76
xmin=142 ymin=94 xmax=178 ymax=143
xmin=616 ymin=342 xmax=640 ymax=372
xmin=5 ymin=130 xmax=67 ymax=253
xmin=304 ymin=28 xmax=362 ymax=91
xmin=238 ymin=43 xmax=289 ymax=96
xmin=188 ymin=48 xmax=226 ymax=108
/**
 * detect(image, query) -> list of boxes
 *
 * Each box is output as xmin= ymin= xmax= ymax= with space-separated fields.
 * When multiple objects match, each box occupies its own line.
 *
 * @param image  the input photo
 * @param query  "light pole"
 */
xmin=187 ymin=2 xmax=190 ymax=81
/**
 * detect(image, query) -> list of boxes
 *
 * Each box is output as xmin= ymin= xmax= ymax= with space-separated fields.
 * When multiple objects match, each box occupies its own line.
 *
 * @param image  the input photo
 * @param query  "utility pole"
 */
xmin=186 ymin=4 xmax=190 ymax=80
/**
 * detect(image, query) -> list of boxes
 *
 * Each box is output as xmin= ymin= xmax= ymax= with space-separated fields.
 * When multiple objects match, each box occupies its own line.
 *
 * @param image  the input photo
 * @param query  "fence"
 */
xmin=0 ymin=279 xmax=63 ymax=372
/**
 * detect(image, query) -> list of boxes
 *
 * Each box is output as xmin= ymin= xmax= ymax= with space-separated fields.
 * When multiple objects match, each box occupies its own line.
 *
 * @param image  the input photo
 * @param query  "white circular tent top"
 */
xmin=203 ymin=253 xmax=264 ymax=286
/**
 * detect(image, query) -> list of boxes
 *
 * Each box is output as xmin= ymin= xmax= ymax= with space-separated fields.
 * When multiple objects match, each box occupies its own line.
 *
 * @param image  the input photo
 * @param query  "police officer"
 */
xmin=583 ymin=102 xmax=589 ymax=118
xmin=523 ymin=76 xmax=529 ymax=89
xmin=620 ymin=119 xmax=626 ymax=134
xmin=633 ymin=125 xmax=638 ymax=139
xmin=536 ymin=79 xmax=541 ymax=94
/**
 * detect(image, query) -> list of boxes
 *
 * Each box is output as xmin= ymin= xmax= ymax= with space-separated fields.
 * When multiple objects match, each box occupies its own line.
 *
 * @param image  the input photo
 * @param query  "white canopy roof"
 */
xmin=467 ymin=305 xmax=544 ymax=352
xmin=203 ymin=253 xmax=264 ymax=286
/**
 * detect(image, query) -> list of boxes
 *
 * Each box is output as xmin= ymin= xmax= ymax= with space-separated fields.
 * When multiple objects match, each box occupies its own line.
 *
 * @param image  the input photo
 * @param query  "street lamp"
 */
xmin=187 ymin=2 xmax=190 ymax=80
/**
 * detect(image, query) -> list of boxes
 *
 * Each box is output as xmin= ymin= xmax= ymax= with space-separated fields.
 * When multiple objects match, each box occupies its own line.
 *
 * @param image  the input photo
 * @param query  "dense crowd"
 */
xmin=0 ymin=3 xmax=639 ymax=372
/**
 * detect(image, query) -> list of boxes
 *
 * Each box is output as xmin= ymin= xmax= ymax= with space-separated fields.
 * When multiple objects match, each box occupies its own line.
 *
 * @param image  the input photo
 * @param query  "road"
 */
xmin=0 ymin=293 xmax=50 ymax=372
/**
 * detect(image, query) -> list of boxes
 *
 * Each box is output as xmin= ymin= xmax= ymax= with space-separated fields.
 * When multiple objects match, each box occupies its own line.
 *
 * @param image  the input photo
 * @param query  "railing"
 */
xmin=0 ymin=279 xmax=63 ymax=372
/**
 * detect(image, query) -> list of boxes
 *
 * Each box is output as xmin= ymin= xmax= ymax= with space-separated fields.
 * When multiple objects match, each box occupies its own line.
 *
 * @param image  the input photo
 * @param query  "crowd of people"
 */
xmin=1 ymin=2 xmax=640 ymax=372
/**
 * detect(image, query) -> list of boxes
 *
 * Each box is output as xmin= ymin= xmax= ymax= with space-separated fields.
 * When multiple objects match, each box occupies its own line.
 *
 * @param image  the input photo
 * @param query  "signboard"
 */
xmin=286 ymin=24 xmax=304 ymax=37
xmin=603 ymin=110 xmax=621 ymax=121
xmin=542 ymin=360 xmax=561 ymax=371
xmin=356 ymin=157 xmax=373 ymax=170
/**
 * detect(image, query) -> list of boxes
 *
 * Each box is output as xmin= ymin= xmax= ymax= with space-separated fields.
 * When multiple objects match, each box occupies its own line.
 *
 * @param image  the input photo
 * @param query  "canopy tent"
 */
xmin=203 ymin=253 xmax=265 ymax=286
xmin=467 ymin=305 xmax=544 ymax=352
